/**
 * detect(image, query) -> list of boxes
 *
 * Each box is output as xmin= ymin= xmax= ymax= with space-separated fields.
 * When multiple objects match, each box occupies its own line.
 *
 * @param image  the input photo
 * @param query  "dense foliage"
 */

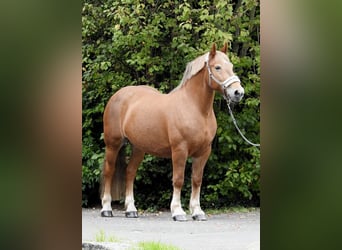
xmin=82 ymin=0 xmax=260 ymax=209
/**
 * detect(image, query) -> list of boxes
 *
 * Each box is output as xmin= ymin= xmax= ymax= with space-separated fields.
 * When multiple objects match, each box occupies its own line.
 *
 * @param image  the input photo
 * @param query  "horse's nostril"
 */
xmin=234 ymin=90 xmax=241 ymax=96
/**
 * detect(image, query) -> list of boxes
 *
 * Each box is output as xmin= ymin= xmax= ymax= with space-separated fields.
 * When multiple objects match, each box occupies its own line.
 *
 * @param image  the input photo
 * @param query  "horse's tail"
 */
xmin=112 ymin=146 xmax=127 ymax=200
xmin=100 ymin=145 xmax=127 ymax=201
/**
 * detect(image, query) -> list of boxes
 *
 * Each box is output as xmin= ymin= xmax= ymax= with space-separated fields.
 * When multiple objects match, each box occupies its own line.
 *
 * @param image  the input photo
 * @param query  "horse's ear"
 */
xmin=210 ymin=43 xmax=216 ymax=58
xmin=221 ymin=42 xmax=228 ymax=53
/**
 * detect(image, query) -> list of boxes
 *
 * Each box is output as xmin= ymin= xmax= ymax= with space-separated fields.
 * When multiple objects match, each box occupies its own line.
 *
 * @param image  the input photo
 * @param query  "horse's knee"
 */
xmin=173 ymin=176 xmax=184 ymax=188
xmin=192 ymin=176 xmax=202 ymax=189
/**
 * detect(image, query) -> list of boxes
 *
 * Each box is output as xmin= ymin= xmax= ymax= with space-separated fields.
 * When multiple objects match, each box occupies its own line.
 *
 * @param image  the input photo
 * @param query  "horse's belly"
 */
xmin=127 ymin=135 xmax=172 ymax=158
xmin=145 ymin=146 xmax=172 ymax=158
xmin=123 ymin=106 xmax=172 ymax=157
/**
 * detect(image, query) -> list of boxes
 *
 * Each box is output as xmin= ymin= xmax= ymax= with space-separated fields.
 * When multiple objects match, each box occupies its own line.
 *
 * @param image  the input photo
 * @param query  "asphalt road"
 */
xmin=82 ymin=208 xmax=260 ymax=250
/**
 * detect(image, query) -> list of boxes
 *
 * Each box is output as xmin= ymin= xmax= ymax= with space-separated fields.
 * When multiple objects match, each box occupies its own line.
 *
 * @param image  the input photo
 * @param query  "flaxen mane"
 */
xmin=172 ymin=52 xmax=209 ymax=92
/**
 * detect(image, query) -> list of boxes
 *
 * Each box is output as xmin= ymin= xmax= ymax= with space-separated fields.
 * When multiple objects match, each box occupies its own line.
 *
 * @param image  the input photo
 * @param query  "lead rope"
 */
xmin=224 ymin=96 xmax=260 ymax=147
xmin=205 ymin=55 xmax=260 ymax=147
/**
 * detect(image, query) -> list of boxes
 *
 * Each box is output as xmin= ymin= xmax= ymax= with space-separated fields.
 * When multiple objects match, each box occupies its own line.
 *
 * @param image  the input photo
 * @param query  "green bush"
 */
xmin=82 ymin=0 xmax=260 ymax=209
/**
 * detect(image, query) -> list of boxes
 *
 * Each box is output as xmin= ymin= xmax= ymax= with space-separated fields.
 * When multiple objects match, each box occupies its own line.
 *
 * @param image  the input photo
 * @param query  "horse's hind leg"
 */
xmin=190 ymin=147 xmax=211 ymax=221
xmin=125 ymin=146 xmax=145 ymax=218
xmin=101 ymin=143 xmax=121 ymax=217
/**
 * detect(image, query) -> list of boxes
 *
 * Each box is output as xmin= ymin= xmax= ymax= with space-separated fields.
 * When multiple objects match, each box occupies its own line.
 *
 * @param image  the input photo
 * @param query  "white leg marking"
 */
xmin=101 ymin=193 xmax=112 ymax=212
xmin=125 ymin=194 xmax=137 ymax=212
xmin=170 ymin=189 xmax=186 ymax=217
xmin=190 ymin=196 xmax=205 ymax=216
xmin=190 ymin=188 xmax=205 ymax=216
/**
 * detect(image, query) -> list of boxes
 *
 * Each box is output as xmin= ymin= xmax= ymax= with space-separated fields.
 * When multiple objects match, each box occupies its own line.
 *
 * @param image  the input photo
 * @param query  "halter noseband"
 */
xmin=205 ymin=53 xmax=241 ymax=90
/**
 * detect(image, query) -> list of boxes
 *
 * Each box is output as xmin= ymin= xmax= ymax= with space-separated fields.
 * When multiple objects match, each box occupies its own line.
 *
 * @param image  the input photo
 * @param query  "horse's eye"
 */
xmin=215 ymin=66 xmax=221 ymax=71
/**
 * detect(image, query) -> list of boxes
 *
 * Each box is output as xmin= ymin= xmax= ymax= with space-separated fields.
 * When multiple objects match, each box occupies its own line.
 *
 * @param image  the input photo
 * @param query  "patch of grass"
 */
xmin=206 ymin=206 xmax=259 ymax=215
xmin=131 ymin=241 xmax=182 ymax=250
xmin=94 ymin=229 xmax=120 ymax=243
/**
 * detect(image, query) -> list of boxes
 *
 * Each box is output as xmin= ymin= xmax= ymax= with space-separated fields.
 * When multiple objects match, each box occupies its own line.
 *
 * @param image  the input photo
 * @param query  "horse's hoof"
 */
xmin=101 ymin=210 xmax=113 ymax=217
xmin=125 ymin=211 xmax=138 ymax=218
xmin=192 ymin=214 xmax=207 ymax=221
xmin=172 ymin=215 xmax=187 ymax=222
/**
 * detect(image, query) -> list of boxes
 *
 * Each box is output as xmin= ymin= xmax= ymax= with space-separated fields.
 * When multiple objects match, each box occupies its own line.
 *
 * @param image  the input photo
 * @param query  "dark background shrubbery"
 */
xmin=82 ymin=0 xmax=260 ymax=209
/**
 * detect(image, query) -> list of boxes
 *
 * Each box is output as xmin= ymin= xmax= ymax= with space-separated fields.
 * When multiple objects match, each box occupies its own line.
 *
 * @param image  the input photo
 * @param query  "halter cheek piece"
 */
xmin=205 ymin=53 xmax=241 ymax=90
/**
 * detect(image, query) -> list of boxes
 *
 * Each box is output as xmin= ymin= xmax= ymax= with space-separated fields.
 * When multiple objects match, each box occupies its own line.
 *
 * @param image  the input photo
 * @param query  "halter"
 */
xmin=205 ymin=53 xmax=260 ymax=147
xmin=205 ymin=53 xmax=241 ymax=90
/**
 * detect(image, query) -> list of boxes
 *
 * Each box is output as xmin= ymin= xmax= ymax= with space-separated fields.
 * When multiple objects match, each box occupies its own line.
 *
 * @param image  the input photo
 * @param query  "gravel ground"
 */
xmin=82 ymin=208 xmax=260 ymax=250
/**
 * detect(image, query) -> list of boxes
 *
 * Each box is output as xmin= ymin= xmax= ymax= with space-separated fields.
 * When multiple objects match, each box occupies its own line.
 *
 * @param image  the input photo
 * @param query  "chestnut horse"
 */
xmin=101 ymin=43 xmax=244 ymax=221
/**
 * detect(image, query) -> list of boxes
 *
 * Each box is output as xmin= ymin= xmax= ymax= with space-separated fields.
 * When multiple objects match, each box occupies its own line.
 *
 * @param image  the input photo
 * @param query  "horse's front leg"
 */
xmin=190 ymin=147 xmax=211 ymax=221
xmin=125 ymin=147 xmax=145 ymax=218
xmin=170 ymin=148 xmax=188 ymax=221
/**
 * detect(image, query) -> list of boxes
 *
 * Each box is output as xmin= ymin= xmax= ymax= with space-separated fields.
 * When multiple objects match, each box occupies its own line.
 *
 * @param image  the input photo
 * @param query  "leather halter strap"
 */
xmin=205 ymin=53 xmax=241 ymax=89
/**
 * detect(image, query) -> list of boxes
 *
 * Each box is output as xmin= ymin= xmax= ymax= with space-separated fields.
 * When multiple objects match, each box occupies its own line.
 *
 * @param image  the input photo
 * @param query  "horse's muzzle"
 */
xmin=224 ymin=87 xmax=244 ymax=103
xmin=233 ymin=89 xmax=244 ymax=100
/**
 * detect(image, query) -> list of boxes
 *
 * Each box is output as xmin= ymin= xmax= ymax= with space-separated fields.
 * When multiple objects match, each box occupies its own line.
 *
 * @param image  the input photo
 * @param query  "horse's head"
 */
xmin=206 ymin=43 xmax=244 ymax=103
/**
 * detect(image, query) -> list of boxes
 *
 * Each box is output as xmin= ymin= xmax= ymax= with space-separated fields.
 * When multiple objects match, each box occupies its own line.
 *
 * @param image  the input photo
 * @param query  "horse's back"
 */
xmin=106 ymin=85 xmax=162 ymax=108
xmin=112 ymin=85 xmax=164 ymax=104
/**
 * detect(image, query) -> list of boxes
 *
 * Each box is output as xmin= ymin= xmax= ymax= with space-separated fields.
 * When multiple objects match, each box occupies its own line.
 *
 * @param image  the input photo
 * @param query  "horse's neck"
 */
xmin=183 ymin=70 xmax=215 ymax=115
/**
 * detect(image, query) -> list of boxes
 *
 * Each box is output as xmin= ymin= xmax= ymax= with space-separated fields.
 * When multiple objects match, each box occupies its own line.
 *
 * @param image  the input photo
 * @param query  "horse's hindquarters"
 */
xmin=117 ymin=87 xmax=173 ymax=157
